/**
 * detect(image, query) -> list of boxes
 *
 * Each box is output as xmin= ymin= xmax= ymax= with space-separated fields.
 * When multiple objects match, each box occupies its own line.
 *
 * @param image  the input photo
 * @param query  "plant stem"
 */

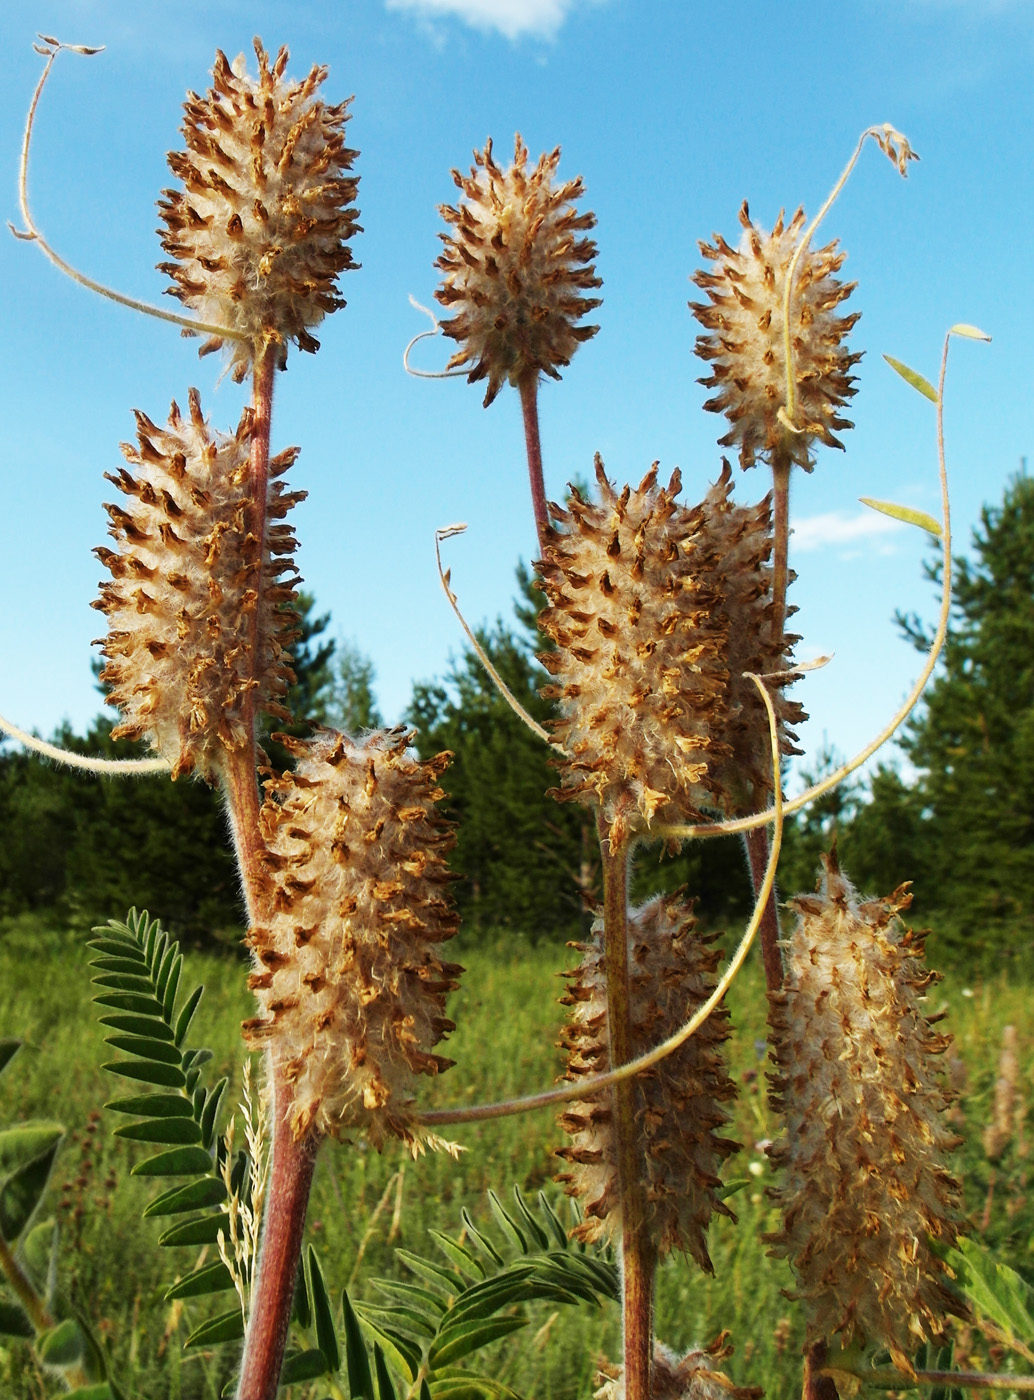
xmin=0 ymin=1233 xmax=51 ymax=1332
xmin=518 ymin=371 xmax=549 ymax=556
xmin=600 ymin=827 xmax=655 ymax=1400
xmin=803 ymin=1342 xmax=840 ymax=1400
xmin=744 ymin=827 xmax=783 ymax=994
xmin=236 ymin=1080 xmax=320 ymax=1400
xmin=224 ymin=338 xmax=278 ymax=920
xmin=770 ymin=448 xmax=792 ymax=647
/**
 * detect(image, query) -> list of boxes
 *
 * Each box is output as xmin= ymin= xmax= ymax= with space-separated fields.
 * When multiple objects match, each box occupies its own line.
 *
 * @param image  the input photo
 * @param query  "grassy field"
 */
xmin=0 ymin=911 xmax=1031 ymax=1400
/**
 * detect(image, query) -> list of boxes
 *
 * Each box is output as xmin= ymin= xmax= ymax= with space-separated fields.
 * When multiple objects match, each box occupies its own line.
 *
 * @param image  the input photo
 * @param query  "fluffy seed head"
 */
xmin=766 ymin=852 xmax=963 ymax=1372
xmin=93 ymin=389 xmax=301 ymax=781
xmin=595 ymin=1337 xmax=761 ymax=1400
xmin=242 ymin=728 xmax=461 ymax=1150
xmin=435 ymin=134 xmax=601 ymax=406
xmin=158 ymin=38 xmax=361 ymax=382
xmin=691 ymin=203 xmax=861 ymax=472
xmin=556 ymin=893 xmax=739 ymax=1271
xmin=538 ymin=458 xmax=729 ymax=844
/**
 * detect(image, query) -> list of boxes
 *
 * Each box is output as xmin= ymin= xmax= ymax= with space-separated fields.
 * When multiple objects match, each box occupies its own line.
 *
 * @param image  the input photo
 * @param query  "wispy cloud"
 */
xmin=792 ymin=509 xmax=905 ymax=552
xmin=385 ymin=0 xmax=586 ymax=40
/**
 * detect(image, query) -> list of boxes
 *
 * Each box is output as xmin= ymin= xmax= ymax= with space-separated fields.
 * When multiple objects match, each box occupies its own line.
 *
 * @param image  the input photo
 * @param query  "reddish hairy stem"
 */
xmin=803 ymin=1342 xmax=840 ymax=1400
xmin=236 ymin=1089 xmax=320 ymax=1400
xmin=224 ymin=339 xmax=278 ymax=921
xmin=744 ymin=827 xmax=783 ymax=994
xmin=770 ymin=452 xmax=792 ymax=647
xmin=518 ymin=372 xmax=549 ymax=556
xmin=600 ymin=827 xmax=656 ymax=1400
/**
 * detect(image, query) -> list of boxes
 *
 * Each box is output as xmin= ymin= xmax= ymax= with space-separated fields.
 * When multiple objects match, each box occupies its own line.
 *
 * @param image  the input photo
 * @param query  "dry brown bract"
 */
xmin=691 ymin=203 xmax=860 ymax=472
xmin=766 ymin=851 xmax=963 ymax=1374
xmin=436 ymin=134 xmax=601 ymax=406
xmin=158 ymin=38 xmax=361 ymax=381
xmin=595 ymin=1336 xmax=761 ymax=1400
xmin=556 ymin=893 xmax=739 ymax=1272
xmin=243 ymin=728 xmax=462 ymax=1151
xmin=93 ymin=389 xmax=301 ymax=781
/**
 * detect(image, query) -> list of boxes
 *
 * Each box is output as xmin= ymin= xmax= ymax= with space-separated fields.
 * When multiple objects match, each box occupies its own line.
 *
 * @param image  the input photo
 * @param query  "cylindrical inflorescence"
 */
xmin=766 ymin=851 xmax=963 ymax=1374
xmin=537 ymin=457 xmax=730 ymax=845
xmin=93 ymin=389 xmax=302 ymax=781
xmin=242 ymin=727 xmax=462 ymax=1150
xmin=703 ymin=460 xmax=806 ymax=810
xmin=158 ymin=37 xmax=361 ymax=381
xmin=595 ymin=1337 xmax=761 ymax=1400
xmin=690 ymin=203 xmax=860 ymax=472
xmin=555 ymin=893 xmax=739 ymax=1272
xmin=435 ymin=134 xmax=601 ymax=406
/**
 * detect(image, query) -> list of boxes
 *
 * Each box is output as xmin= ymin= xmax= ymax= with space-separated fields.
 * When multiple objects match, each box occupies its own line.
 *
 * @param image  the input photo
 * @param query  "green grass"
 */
xmin=0 ymin=912 xmax=1030 ymax=1399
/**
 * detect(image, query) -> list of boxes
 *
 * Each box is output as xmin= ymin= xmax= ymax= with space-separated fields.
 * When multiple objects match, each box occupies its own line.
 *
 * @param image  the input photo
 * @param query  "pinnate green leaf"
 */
xmin=37 ymin=1317 xmax=86 ymax=1367
xmin=0 ymin=1122 xmax=63 ymax=1242
xmin=948 ymin=323 xmax=991 ymax=341
xmin=132 ymin=1145 xmax=214 ymax=1177
xmin=343 ymin=1288 xmax=377 ymax=1399
xmin=0 ymin=1040 xmax=22 ymax=1077
xmin=184 ymin=1308 xmax=245 ymax=1349
xmin=281 ymin=1348 xmax=331 ymax=1383
xmin=102 ymin=1059 xmax=187 ymax=1089
xmin=165 ymin=1259 xmax=234 ymax=1299
xmin=429 ymin=1315 xmax=528 ymax=1368
xmin=106 ymin=1092 xmax=192 ymax=1117
xmin=114 ymin=1117 xmax=202 ymax=1145
xmin=308 ymin=1246 xmax=340 ymax=1372
xmin=158 ymin=1212 xmax=228 ymax=1246
xmin=944 ymin=1237 xmax=1034 ymax=1352
xmin=374 ymin=1343 xmax=400 ymax=1400
xmin=0 ymin=1298 xmax=33 ymax=1337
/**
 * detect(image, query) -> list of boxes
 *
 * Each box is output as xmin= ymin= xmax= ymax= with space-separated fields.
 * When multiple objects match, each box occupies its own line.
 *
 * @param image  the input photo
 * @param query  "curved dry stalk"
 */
xmin=13 ymin=37 xmax=248 ymax=345
xmin=0 ymin=710 xmax=170 ymax=774
xmin=836 ymin=1367 xmax=1034 ymax=1393
xmin=403 ymin=296 xmax=469 ymax=379
xmin=434 ymin=523 xmax=555 ymax=745
xmin=420 ymin=672 xmax=783 ymax=1128
xmin=660 ymin=325 xmax=966 ymax=845
xmin=782 ymin=124 xmax=917 ymax=429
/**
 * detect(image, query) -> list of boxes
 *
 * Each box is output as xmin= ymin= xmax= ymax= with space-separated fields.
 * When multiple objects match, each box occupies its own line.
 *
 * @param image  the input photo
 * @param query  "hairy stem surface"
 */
xmin=224 ymin=339 xmax=278 ymax=920
xmin=236 ymin=1085 xmax=320 ymax=1400
xmin=519 ymin=371 xmax=549 ymax=556
xmin=601 ymin=829 xmax=656 ymax=1400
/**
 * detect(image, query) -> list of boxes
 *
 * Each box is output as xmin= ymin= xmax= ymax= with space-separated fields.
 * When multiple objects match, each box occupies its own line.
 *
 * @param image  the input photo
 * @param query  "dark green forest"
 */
xmin=4 ymin=474 xmax=1034 ymax=963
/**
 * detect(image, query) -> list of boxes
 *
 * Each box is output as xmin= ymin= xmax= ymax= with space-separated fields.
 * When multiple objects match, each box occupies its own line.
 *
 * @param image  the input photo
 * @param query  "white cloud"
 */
xmin=385 ymin=0 xmax=583 ymax=40
xmin=791 ymin=509 xmax=905 ymax=552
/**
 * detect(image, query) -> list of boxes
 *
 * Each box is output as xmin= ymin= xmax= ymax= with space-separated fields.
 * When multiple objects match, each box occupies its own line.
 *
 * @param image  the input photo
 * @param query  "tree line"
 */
xmin=3 ymin=475 xmax=1033 ymax=963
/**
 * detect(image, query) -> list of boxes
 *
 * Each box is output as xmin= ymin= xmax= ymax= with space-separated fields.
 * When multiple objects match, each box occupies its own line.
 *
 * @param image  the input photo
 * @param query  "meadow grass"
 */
xmin=0 ymin=912 xmax=1029 ymax=1399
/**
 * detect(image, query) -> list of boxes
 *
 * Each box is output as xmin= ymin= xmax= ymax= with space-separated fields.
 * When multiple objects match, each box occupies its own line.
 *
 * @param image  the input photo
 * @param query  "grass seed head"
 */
xmin=435 ymin=134 xmax=601 ymax=406
xmin=158 ymin=38 xmax=361 ymax=381
xmin=691 ymin=203 xmax=860 ymax=472
xmin=556 ymin=893 xmax=739 ymax=1271
xmin=766 ymin=850 xmax=964 ymax=1373
xmin=93 ymin=389 xmax=301 ymax=780
xmin=243 ymin=727 xmax=462 ymax=1151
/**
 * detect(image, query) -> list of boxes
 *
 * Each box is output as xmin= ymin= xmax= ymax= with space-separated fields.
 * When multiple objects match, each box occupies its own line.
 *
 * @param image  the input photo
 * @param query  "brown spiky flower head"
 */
xmin=556 ymin=893 xmax=739 ymax=1272
xmin=766 ymin=851 xmax=963 ymax=1373
xmin=435 ymin=135 xmax=601 ymax=406
xmin=595 ymin=1337 xmax=761 ymax=1400
xmin=704 ymin=461 xmax=806 ymax=810
xmin=93 ymin=389 xmax=301 ymax=781
xmin=158 ymin=38 xmax=361 ymax=382
xmin=243 ymin=728 xmax=461 ymax=1151
xmin=690 ymin=203 xmax=860 ymax=472
xmin=538 ymin=458 xmax=730 ymax=845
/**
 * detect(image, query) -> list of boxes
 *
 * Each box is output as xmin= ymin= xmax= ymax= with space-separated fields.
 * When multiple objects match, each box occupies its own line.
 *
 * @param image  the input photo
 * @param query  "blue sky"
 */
xmin=1 ymin=0 xmax=1031 ymax=788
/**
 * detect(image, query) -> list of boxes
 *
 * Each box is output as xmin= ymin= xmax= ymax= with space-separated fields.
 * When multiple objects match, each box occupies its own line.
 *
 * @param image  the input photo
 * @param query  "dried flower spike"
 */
xmin=703 ymin=461 xmax=806 ymax=809
xmin=691 ymin=203 xmax=860 ymax=471
xmin=243 ymin=728 xmax=462 ymax=1151
xmin=93 ymin=389 xmax=302 ymax=781
xmin=538 ymin=457 xmax=729 ymax=844
xmin=556 ymin=893 xmax=739 ymax=1271
xmin=766 ymin=851 xmax=963 ymax=1373
xmin=436 ymin=134 xmax=601 ymax=406
xmin=595 ymin=1336 xmax=761 ymax=1400
xmin=158 ymin=38 xmax=361 ymax=381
